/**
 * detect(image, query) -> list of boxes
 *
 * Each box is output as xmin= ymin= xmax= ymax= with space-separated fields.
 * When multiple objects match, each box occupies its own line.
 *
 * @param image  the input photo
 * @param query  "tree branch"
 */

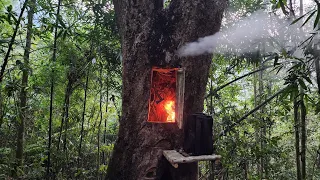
xmin=206 ymin=65 xmax=273 ymax=99
xmin=219 ymin=86 xmax=290 ymax=137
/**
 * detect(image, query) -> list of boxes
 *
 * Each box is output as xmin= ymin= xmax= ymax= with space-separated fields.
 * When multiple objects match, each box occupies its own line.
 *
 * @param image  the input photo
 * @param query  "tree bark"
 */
xmin=294 ymin=99 xmax=302 ymax=180
xmin=62 ymin=81 xmax=72 ymax=152
xmin=15 ymin=0 xmax=35 ymax=176
xmin=57 ymin=78 xmax=72 ymax=151
xmin=299 ymin=0 xmax=303 ymax=16
xmin=79 ymin=67 xmax=90 ymax=165
xmin=315 ymin=57 xmax=320 ymax=95
xmin=107 ymin=0 xmax=226 ymax=180
xmin=288 ymin=0 xmax=295 ymax=17
xmin=258 ymin=63 xmax=266 ymax=179
xmin=103 ymin=63 xmax=109 ymax=166
xmin=97 ymin=63 xmax=103 ymax=177
xmin=0 ymin=83 xmax=3 ymax=127
xmin=300 ymin=91 xmax=307 ymax=180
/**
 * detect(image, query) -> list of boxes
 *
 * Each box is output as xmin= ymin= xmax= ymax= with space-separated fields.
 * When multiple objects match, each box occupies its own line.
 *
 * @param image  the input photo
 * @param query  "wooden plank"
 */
xmin=176 ymin=68 xmax=185 ymax=129
xmin=163 ymin=150 xmax=221 ymax=168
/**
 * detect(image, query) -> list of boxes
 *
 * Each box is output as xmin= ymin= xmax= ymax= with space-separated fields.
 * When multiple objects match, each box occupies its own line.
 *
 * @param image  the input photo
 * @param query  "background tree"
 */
xmin=15 ymin=0 xmax=36 ymax=176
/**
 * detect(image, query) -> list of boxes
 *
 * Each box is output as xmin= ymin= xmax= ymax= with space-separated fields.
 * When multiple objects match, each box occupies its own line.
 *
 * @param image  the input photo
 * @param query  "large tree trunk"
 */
xmin=15 ymin=0 xmax=35 ymax=175
xmin=107 ymin=1 xmax=226 ymax=180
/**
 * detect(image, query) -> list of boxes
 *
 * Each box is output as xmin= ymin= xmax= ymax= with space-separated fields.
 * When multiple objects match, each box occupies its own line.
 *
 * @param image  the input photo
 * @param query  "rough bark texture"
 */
xmin=107 ymin=0 xmax=226 ymax=180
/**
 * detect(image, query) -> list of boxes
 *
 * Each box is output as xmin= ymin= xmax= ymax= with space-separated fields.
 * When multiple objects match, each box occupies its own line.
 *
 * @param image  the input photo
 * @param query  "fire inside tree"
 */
xmin=148 ymin=67 xmax=185 ymax=128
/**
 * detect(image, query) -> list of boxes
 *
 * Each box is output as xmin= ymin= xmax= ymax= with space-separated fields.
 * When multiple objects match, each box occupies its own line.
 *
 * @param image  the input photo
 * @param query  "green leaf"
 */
xmin=274 ymin=55 xmax=279 ymax=66
xmin=298 ymin=79 xmax=307 ymax=90
xmin=291 ymin=14 xmax=308 ymax=25
xmin=7 ymin=5 xmax=12 ymax=12
xmin=11 ymin=13 xmax=17 ymax=24
xmin=62 ymin=30 xmax=68 ymax=40
xmin=314 ymin=4 xmax=320 ymax=29
xmin=281 ymin=49 xmax=287 ymax=57
xmin=7 ymin=12 xmax=12 ymax=25
xmin=278 ymin=0 xmax=289 ymax=15
xmin=315 ymin=102 xmax=320 ymax=114
xmin=303 ymin=75 xmax=312 ymax=84
xmin=276 ymin=65 xmax=283 ymax=74
xmin=302 ymin=10 xmax=316 ymax=27
xmin=57 ymin=15 xmax=66 ymax=29
xmin=279 ymin=89 xmax=289 ymax=100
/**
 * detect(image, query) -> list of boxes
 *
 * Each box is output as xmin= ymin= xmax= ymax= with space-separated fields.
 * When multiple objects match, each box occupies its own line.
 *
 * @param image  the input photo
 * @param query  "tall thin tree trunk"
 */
xmin=0 ymin=0 xmax=29 ymax=82
xmin=300 ymin=1 xmax=307 ymax=178
xmin=253 ymin=62 xmax=259 ymax=177
xmin=57 ymin=79 xmax=72 ymax=151
xmin=209 ymin=79 xmax=215 ymax=180
xmin=63 ymin=80 xmax=72 ymax=152
xmin=103 ymin=66 xmax=109 ymax=166
xmin=0 ymin=83 xmax=3 ymax=127
xmin=258 ymin=63 xmax=266 ymax=180
xmin=265 ymin=80 xmax=272 ymax=179
xmin=47 ymin=0 xmax=62 ymax=177
xmin=300 ymin=91 xmax=307 ymax=180
xmin=97 ymin=64 xmax=103 ymax=178
xmin=289 ymin=0 xmax=295 ymax=17
xmin=15 ymin=0 xmax=35 ymax=176
xmin=79 ymin=67 xmax=90 ymax=165
xmin=315 ymin=58 xmax=320 ymax=95
xmin=299 ymin=0 xmax=303 ymax=16
xmin=89 ymin=107 xmax=100 ymax=152
xmin=294 ymin=99 xmax=302 ymax=180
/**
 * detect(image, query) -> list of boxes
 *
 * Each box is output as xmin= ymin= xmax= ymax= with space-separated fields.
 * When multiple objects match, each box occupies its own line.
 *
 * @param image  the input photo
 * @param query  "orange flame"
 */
xmin=164 ymin=100 xmax=175 ymax=122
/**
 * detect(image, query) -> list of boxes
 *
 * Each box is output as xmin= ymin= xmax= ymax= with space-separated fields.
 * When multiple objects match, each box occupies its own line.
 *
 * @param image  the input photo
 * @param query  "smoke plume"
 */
xmin=178 ymin=10 xmax=310 ymax=57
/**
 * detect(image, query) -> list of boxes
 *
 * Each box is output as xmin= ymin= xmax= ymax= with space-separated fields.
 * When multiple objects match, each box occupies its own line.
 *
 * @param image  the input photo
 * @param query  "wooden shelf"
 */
xmin=163 ymin=150 xmax=221 ymax=168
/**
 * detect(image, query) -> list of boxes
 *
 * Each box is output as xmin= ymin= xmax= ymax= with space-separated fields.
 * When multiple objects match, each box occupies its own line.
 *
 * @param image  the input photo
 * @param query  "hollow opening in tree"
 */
xmin=148 ymin=67 xmax=185 ymax=127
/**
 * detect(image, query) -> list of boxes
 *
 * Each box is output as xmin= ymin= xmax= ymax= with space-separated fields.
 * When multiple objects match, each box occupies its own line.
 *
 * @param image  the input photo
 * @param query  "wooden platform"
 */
xmin=163 ymin=150 xmax=221 ymax=168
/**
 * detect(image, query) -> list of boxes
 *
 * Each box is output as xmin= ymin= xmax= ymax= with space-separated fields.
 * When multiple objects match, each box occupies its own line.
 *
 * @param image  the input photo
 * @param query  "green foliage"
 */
xmin=0 ymin=0 xmax=120 ymax=179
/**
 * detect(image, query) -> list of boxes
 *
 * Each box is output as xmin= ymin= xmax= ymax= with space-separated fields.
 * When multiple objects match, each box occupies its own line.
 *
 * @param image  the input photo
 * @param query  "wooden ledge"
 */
xmin=163 ymin=150 xmax=221 ymax=168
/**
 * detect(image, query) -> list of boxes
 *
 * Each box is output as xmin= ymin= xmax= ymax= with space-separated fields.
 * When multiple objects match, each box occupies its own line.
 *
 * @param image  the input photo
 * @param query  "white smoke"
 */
xmin=178 ymin=10 xmax=311 ymax=57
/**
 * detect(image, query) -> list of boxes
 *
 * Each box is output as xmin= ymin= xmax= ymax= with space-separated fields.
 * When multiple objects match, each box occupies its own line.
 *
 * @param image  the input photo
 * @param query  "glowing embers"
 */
xmin=164 ymin=100 xmax=175 ymax=122
xmin=148 ymin=67 xmax=185 ymax=127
